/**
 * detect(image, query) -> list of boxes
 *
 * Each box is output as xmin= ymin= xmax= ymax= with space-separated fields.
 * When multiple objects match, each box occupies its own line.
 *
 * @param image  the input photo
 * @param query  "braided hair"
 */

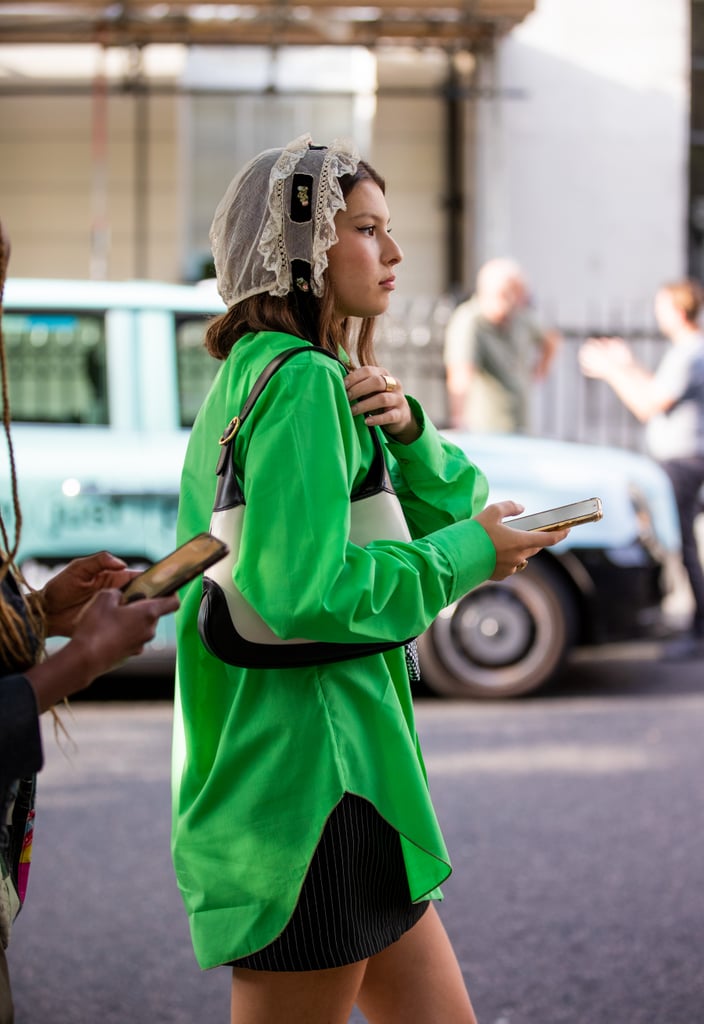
xmin=0 ymin=223 xmax=46 ymax=670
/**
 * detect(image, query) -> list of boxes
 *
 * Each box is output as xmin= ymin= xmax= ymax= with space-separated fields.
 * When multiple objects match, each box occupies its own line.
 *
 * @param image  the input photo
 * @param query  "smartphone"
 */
xmin=507 ymin=497 xmax=603 ymax=533
xmin=121 ymin=533 xmax=230 ymax=603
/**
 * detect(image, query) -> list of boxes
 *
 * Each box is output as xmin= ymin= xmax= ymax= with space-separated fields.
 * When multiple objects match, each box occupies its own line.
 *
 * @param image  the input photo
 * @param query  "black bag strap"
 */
xmin=218 ymin=346 xmax=344 ymax=447
xmin=212 ymin=345 xmax=390 ymax=505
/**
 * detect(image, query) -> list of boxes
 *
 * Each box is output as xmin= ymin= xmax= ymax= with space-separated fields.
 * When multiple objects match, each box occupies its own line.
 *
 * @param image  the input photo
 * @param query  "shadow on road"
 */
xmin=541 ymin=640 xmax=704 ymax=701
xmin=411 ymin=638 xmax=704 ymax=705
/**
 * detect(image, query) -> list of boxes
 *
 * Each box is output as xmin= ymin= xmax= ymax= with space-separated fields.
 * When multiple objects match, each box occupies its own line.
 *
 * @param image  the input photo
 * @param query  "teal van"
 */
xmin=0 ymin=277 xmax=683 ymax=696
xmin=1 ymin=277 xmax=225 ymax=669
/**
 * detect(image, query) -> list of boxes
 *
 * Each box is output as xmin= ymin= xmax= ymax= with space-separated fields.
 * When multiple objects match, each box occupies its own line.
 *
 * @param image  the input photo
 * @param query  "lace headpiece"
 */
xmin=209 ymin=133 xmax=361 ymax=307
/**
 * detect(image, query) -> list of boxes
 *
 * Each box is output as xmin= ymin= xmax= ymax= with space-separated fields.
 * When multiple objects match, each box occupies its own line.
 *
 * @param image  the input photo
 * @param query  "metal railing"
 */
xmin=376 ymin=297 xmax=667 ymax=453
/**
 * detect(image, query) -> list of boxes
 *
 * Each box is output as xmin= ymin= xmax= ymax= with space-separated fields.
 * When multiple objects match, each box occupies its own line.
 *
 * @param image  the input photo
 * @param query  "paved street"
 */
xmin=8 ymin=641 xmax=704 ymax=1024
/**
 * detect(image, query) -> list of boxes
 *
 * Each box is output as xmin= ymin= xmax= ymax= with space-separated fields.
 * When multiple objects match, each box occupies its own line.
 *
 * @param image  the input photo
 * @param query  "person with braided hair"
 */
xmin=0 ymin=223 xmax=180 ymax=1024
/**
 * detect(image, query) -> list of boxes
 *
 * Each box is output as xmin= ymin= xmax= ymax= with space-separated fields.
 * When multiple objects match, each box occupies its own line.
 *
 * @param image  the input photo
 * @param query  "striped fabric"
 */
xmin=230 ymin=794 xmax=429 ymax=971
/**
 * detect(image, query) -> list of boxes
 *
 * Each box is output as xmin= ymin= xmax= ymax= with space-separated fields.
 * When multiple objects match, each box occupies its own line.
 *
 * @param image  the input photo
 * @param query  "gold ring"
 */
xmin=383 ymin=374 xmax=398 ymax=392
xmin=515 ymin=560 xmax=528 ymax=573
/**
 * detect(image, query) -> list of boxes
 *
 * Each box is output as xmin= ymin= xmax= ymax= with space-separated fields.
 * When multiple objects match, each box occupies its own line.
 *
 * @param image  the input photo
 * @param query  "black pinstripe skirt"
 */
xmin=230 ymin=794 xmax=429 ymax=971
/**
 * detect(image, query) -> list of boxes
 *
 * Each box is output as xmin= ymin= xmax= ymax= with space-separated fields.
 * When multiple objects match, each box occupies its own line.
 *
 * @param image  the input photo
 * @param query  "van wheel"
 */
xmin=417 ymin=560 xmax=576 ymax=699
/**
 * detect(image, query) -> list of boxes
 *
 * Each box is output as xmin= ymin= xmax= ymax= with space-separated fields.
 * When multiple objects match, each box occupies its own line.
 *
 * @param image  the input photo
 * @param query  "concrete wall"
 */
xmin=472 ymin=0 xmax=691 ymax=326
xmin=0 ymin=87 xmax=183 ymax=281
xmin=0 ymin=0 xmax=692 ymax=323
xmin=371 ymin=52 xmax=449 ymax=302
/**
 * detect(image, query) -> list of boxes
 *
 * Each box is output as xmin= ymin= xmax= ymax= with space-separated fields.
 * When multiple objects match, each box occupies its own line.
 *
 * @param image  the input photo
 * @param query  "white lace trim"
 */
xmin=257 ymin=133 xmax=360 ymax=299
xmin=310 ymin=140 xmax=360 ymax=296
xmin=258 ymin=133 xmax=312 ymax=297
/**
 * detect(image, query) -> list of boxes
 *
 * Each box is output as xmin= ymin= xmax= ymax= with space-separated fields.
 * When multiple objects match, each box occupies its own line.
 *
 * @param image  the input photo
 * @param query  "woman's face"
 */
xmin=325 ymin=179 xmax=403 ymax=321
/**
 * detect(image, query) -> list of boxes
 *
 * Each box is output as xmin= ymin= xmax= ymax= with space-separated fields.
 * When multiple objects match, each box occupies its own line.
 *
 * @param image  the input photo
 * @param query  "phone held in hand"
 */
xmin=507 ymin=497 xmax=603 ymax=533
xmin=121 ymin=533 xmax=230 ymax=603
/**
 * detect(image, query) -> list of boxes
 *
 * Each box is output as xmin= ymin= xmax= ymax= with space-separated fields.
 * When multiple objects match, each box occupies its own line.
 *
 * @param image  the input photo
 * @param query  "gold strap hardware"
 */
xmin=219 ymin=416 xmax=241 ymax=445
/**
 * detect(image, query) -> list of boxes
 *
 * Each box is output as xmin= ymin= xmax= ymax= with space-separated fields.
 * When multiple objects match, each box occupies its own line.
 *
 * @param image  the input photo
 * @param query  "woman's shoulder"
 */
xmin=236 ymin=330 xmax=334 ymax=358
xmin=232 ymin=333 xmax=345 ymax=384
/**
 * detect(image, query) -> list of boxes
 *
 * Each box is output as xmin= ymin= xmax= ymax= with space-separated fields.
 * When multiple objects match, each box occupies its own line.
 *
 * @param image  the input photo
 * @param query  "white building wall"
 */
xmin=473 ymin=0 xmax=691 ymax=327
xmin=0 ymin=1 xmax=691 ymax=324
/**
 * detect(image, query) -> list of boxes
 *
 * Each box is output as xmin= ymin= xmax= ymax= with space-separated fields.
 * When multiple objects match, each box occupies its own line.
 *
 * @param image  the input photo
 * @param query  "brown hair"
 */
xmin=205 ymin=159 xmax=384 ymax=368
xmin=660 ymin=280 xmax=704 ymax=324
xmin=0 ymin=224 xmax=46 ymax=670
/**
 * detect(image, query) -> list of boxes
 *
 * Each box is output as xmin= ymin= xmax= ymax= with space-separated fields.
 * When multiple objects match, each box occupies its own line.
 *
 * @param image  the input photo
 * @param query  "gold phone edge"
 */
xmin=536 ymin=510 xmax=604 ymax=532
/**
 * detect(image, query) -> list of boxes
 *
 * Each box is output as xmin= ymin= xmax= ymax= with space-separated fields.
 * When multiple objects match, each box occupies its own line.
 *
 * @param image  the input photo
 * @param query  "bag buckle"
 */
xmin=219 ymin=416 xmax=240 ymax=445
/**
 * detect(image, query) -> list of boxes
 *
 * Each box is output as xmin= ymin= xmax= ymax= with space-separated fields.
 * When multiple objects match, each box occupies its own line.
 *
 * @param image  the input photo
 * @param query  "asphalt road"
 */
xmin=7 ymin=640 xmax=704 ymax=1024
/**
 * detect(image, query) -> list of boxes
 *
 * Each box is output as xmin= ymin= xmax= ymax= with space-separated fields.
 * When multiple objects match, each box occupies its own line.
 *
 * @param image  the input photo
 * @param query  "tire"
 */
xmin=417 ymin=560 xmax=576 ymax=699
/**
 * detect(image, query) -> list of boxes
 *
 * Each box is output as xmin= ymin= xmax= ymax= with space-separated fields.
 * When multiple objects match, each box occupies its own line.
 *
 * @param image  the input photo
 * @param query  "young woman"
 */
xmin=171 ymin=135 xmax=566 ymax=1024
xmin=0 ymin=222 xmax=181 ymax=1024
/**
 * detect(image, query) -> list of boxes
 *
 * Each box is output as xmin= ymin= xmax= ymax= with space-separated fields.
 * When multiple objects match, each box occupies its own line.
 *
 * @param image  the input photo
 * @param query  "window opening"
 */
xmin=4 ymin=310 xmax=108 ymax=424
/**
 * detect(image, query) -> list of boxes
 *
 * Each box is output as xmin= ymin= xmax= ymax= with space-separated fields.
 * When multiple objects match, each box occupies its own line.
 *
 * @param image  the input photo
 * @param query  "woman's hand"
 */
xmin=474 ymin=501 xmax=569 ymax=580
xmin=36 ymin=551 xmax=138 ymax=637
xmin=69 ymin=588 xmax=180 ymax=678
xmin=345 ymin=366 xmax=421 ymax=444
xmin=26 ymin=588 xmax=180 ymax=712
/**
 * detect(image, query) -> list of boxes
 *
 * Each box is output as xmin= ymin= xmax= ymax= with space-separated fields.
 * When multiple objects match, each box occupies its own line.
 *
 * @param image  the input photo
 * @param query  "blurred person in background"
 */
xmin=579 ymin=279 xmax=704 ymax=660
xmin=0 ymin=221 xmax=180 ymax=1024
xmin=443 ymin=258 xmax=561 ymax=434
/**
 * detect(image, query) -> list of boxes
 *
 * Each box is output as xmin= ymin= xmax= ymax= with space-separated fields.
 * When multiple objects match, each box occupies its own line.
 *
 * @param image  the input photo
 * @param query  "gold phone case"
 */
xmin=538 ymin=510 xmax=602 ymax=532
xmin=510 ymin=497 xmax=603 ymax=533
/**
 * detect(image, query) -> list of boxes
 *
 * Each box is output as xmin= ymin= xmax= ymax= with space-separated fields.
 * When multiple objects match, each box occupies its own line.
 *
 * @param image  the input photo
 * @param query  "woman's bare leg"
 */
xmin=231 ymin=960 xmax=368 ymax=1024
xmin=356 ymin=904 xmax=479 ymax=1024
xmin=230 ymin=904 xmax=477 ymax=1024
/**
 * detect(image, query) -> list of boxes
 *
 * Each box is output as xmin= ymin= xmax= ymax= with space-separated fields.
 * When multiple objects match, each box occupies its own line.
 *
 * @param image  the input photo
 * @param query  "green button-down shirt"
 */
xmin=171 ymin=331 xmax=496 ymax=969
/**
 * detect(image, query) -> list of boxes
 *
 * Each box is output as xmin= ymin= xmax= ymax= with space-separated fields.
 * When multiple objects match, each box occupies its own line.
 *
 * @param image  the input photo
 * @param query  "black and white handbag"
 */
xmin=197 ymin=346 xmax=417 ymax=670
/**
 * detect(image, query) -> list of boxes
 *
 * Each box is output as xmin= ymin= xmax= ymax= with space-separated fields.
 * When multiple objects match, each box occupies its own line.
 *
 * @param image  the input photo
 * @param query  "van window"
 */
xmin=175 ymin=314 xmax=220 ymax=427
xmin=4 ymin=310 xmax=108 ymax=424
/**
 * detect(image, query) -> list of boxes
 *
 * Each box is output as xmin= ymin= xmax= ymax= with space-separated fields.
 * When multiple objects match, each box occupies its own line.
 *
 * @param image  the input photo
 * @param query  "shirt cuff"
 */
xmin=433 ymin=518 xmax=497 ymax=599
xmin=385 ymin=397 xmax=447 ymax=474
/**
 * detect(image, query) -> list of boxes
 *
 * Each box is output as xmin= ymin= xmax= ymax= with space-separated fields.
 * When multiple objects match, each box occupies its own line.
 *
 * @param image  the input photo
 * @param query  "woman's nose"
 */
xmin=386 ymin=236 xmax=403 ymax=266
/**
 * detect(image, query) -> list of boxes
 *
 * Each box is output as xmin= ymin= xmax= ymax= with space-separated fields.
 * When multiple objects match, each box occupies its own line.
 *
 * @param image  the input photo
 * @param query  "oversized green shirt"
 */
xmin=171 ymin=330 xmax=496 ymax=969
